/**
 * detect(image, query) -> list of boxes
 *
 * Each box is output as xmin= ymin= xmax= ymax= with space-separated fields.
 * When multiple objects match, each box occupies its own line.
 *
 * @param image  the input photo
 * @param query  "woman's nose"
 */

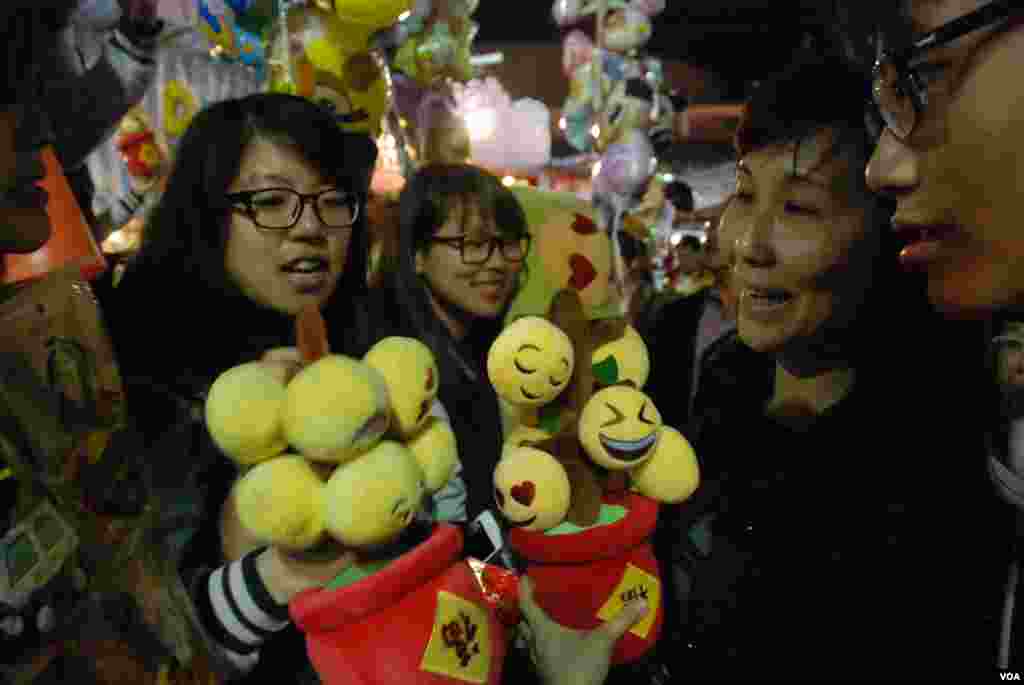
xmin=866 ymin=128 xmax=919 ymax=196
xmin=735 ymin=212 xmax=775 ymax=267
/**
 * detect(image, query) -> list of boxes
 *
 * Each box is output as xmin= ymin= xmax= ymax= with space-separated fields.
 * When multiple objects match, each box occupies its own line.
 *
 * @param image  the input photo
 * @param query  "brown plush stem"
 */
xmin=296 ymin=303 xmax=330 ymax=363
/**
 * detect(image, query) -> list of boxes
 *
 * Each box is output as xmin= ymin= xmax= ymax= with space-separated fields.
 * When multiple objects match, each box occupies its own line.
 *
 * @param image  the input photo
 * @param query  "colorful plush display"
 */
xmin=266 ymin=4 xmax=390 ymax=136
xmin=486 ymin=288 xmax=700 ymax=665
xmin=206 ymin=306 xmax=510 ymax=684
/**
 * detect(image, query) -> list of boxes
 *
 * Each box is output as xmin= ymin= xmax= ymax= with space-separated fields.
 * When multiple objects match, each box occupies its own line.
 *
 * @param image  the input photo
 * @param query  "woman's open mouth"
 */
xmin=282 ymin=257 xmax=330 ymax=293
xmin=741 ymin=287 xmax=795 ymax=317
xmin=893 ymin=224 xmax=959 ymax=268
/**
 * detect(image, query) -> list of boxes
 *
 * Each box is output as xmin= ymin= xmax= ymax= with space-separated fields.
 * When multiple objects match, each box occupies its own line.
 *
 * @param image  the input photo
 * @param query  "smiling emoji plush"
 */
xmin=322 ymin=440 xmax=427 ymax=548
xmin=487 ymin=316 xmax=575 ymax=408
xmin=493 ymin=446 xmax=571 ymax=532
xmin=282 ymin=354 xmax=392 ymax=463
xmin=579 ymin=385 xmax=662 ymax=471
xmin=364 ymin=336 xmax=439 ymax=439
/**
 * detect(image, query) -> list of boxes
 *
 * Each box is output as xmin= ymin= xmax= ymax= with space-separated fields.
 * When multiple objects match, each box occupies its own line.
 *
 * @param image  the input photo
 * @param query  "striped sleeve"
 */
xmin=194 ymin=549 xmax=291 ymax=672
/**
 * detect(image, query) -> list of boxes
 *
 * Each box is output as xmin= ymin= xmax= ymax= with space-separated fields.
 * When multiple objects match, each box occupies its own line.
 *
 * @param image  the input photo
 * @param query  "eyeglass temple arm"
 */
xmin=907 ymin=0 xmax=1016 ymax=55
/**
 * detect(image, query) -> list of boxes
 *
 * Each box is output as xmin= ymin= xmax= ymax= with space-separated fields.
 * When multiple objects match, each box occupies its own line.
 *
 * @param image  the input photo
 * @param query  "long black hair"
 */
xmin=110 ymin=93 xmax=377 ymax=392
xmin=390 ymin=163 xmax=528 ymax=385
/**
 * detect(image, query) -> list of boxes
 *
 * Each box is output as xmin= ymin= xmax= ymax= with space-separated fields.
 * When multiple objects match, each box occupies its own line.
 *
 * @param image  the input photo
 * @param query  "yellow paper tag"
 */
xmin=420 ymin=590 xmax=491 ymax=684
xmin=596 ymin=563 xmax=660 ymax=639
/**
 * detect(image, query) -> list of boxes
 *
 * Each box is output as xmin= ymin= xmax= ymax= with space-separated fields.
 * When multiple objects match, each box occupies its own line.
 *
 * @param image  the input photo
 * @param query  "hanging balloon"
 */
xmin=333 ymin=0 xmax=415 ymax=29
xmin=551 ymin=0 xmax=586 ymax=27
xmin=562 ymin=30 xmax=594 ymax=77
xmin=593 ymin=130 xmax=656 ymax=199
xmin=416 ymin=90 xmax=471 ymax=165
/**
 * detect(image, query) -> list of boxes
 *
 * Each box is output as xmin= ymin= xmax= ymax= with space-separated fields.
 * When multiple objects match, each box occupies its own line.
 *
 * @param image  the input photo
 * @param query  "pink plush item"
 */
xmin=291 ymin=524 xmax=510 ymax=685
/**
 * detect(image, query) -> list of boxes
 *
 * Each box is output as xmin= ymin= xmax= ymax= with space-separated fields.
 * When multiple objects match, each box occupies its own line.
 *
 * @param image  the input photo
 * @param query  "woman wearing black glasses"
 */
xmin=101 ymin=93 xmax=383 ymax=684
xmin=387 ymin=164 xmax=531 ymax=532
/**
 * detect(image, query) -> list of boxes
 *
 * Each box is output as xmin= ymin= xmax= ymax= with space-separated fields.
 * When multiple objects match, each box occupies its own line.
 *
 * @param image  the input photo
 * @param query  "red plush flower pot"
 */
xmin=291 ymin=524 xmax=509 ymax=685
xmin=507 ymin=493 xmax=663 ymax=664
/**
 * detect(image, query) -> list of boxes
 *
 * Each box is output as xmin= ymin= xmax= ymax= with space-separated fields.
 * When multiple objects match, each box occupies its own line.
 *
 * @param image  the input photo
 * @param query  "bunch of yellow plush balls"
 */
xmin=204 ymin=336 xmax=458 ymax=551
xmin=488 ymin=316 xmax=700 ymax=533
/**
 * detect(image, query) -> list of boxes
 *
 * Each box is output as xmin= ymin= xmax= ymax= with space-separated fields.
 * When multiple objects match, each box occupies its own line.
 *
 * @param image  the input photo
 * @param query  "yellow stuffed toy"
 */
xmin=205 ymin=310 xmax=458 ymax=551
xmin=268 ymin=4 xmax=390 ymax=137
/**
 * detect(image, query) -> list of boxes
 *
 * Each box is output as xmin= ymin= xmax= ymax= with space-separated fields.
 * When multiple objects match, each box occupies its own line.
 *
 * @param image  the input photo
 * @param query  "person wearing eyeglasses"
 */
xmin=856 ymin=0 xmax=1024 ymax=671
xmin=386 ymin=164 xmax=531 ymax=536
xmin=866 ymin=0 xmax=1023 ymax=318
xmin=100 ymin=92 xmax=389 ymax=684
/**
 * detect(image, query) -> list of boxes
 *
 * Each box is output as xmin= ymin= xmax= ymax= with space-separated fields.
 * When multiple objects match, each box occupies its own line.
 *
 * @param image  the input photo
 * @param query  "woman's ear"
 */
xmin=415 ymin=249 xmax=426 ymax=275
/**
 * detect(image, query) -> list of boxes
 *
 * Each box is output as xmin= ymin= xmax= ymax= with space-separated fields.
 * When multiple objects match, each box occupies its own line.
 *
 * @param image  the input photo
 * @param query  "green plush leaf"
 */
xmin=592 ymin=355 xmax=619 ymax=386
xmin=538 ymin=404 xmax=562 ymax=434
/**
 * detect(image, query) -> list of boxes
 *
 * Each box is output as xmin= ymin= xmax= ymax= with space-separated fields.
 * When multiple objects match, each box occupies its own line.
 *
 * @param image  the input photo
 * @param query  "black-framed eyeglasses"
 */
xmin=225 ymin=187 xmax=361 ymax=231
xmin=871 ymin=0 xmax=1018 ymax=141
xmin=429 ymin=235 xmax=531 ymax=266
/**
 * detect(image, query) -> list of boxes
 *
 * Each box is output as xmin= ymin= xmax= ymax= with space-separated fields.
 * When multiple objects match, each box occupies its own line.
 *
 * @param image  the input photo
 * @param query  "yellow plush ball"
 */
xmin=283 ymin=355 xmax=391 ymax=463
xmin=205 ymin=362 xmax=289 ymax=466
xmin=592 ymin=324 xmax=651 ymax=389
xmin=493 ymin=446 xmax=570 ymax=532
xmin=363 ymin=337 xmax=440 ymax=439
xmin=630 ymin=426 xmax=700 ymax=504
xmin=333 ymin=0 xmax=414 ymax=28
xmin=405 ymin=417 xmax=458 ymax=493
xmin=579 ymin=385 xmax=662 ymax=470
xmin=234 ymin=455 xmax=326 ymax=551
xmin=487 ymin=316 xmax=575 ymax=407
xmin=323 ymin=440 xmax=426 ymax=547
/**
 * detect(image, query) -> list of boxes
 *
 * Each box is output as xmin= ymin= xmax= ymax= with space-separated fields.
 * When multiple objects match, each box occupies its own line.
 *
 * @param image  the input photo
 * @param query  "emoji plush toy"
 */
xmin=206 ymin=307 xmax=508 ymax=684
xmin=486 ymin=288 xmax=700 ymax=665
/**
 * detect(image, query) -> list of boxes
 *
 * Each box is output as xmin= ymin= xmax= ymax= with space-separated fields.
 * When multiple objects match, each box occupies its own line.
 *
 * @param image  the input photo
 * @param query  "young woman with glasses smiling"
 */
xmin=387 ymin=164 xmax=531 ymax=534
